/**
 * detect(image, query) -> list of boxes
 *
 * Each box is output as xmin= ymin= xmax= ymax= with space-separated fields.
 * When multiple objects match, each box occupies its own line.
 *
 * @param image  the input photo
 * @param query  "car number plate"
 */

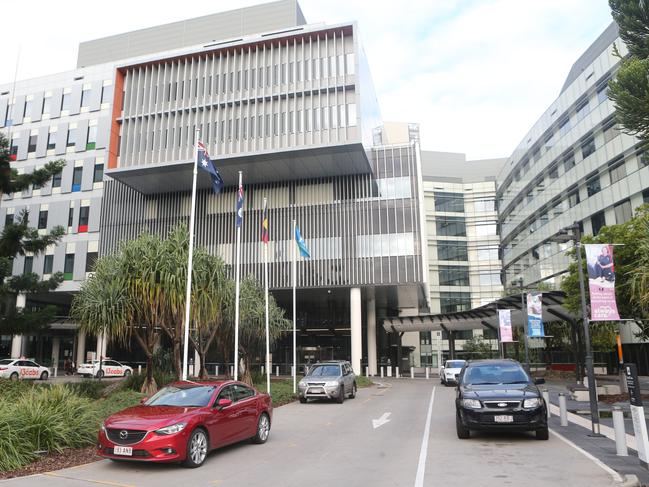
xmin=113 ymin=446 xmax=133 ymax=456
xmin=494 ymin=415 xmax=513 ymax=423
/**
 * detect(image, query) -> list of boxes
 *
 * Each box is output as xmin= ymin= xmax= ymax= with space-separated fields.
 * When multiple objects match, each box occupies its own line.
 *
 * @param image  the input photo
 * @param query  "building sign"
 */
xmin=527 ymin=291 xmax=544 ymax=338
xmin=585 ymin=244 xmax=620 ymax=321
xmin=498 ymin=309 xmax=513 ymax=342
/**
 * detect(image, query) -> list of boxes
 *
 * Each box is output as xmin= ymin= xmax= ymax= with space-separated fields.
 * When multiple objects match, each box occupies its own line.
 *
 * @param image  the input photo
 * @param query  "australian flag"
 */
xmin=197 ymin=141 xmax=224 ymax=194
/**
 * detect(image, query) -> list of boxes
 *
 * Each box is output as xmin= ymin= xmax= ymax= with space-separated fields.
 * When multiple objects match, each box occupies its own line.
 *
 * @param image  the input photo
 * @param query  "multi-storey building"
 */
xmin=0 ymin=0 xmax=428 ymax=375
xmin=497 ymin=22 xmax=647 ymax=297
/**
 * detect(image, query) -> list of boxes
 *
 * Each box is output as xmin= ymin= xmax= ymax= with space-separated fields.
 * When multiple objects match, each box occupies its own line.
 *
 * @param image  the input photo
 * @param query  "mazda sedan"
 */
xmin=98 ymin=381 xmax=272 ymax=468
xmin=455 ymin=359 xmax=548 ymax=440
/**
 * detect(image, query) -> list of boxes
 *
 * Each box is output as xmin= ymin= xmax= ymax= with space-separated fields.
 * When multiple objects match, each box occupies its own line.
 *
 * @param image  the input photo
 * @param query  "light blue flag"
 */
xmin=294 ymin=225 xmax=311 ymax=259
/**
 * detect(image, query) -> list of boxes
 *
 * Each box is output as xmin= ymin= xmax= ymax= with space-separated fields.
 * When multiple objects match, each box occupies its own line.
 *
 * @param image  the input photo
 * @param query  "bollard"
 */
xmin=365 ymin=366 xmax=369 ymax=377
xmin=230 ymin=366 xmax=233 ymax=376
xmin=559 ymin=393 xmax=568 ymax=427
xmin=53 ymin=367 xmax=57 ymax=378
xmin=215 ymin=365 xmax=219 ymax=376
xmin=291 ymin=365 xmax=294 ymax=377
xmin=261 ymin=365 xmax=264 ymax=374
xmin=387 ymin=366 xmax=392 ymax=377
xmin=425 ymin=367 xmax=430 ymax=379
xmin=411 ymin=368 xmax=414 ymax=379
xmin=542 ymin=389 xmax=551 ymax=420
xmin=612 ymin=406 xmax=628 ymax=456
xmin=138 ymin=364 xmax=142 ymax=375
xmin=380 ymin=366 xmax=384 ymax=378
xmin=396 ymin=367 xmax=400 ymax=378
xmin=275 ymin=365 xmax=280 ymax=377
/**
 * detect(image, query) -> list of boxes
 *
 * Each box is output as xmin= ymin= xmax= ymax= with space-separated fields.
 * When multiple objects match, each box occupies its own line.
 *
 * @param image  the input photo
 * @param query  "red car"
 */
xmin=98 ymin=380 xmax=272 ymax=468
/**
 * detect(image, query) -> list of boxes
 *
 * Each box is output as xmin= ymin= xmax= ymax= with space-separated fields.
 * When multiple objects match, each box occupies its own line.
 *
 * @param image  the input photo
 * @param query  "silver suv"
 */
xmin=298 ymin=361 xmax=357 ymax=404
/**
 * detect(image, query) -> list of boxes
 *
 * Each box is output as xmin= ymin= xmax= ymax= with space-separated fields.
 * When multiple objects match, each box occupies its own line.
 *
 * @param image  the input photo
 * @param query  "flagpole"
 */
xmin=264 ymin=198 xmax=271 ymax=395
xmin=182 ymin=128 xmax=200 ymax=381
xmin=234 ymin=171 xmax=242 ymax=381
xmin=292 ymin=218 xmax=297 ymax=394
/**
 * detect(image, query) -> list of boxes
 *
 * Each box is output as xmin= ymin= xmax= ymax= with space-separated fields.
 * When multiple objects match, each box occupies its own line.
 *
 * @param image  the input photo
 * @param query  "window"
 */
xmin=38 ymin=210 xmax=48 ymax=229
xmin=615 ymin=199 xmax=633 ymax=224
xmin=475 ymin=223 xmax=497 ymax=236
xmin=86 ymin=125 xmax=97 ymax=150
xmin=477 ymin=246 xmax=499 ymax=261
xmin=233 ymin=384 xmax=255 ymax=401
xmin=548 ymin=164 xmax=559 ymax=180
xmin=47 ymin=131 xmax=56 ymax=150
xmin=93 ymin=163 xmax=103 ymax=183
xmin=563 ymin=151 xmax=575 ymax=172
xmin=436 ymin=216 xmax=466 ymax=237
xmin=586 ymin=174 xmax=601 ymax=197
xmin=78 ymin=206 xmax=89 ymax=232
xmin=101 ymin=84 xmax=112 ymax=104
xmin=68 ymin=207 xmax=74 ymax=227
xmin=66 ymin=127 xmax=76 ymax=148
xmin=576 ymin=99 xmax=590 ymax=121
xmin=609 ymin=159 xmax=626 ymax=184
xmin=43 ymin=255 xmax=53 ymax=275
xmin=61 ymin=92 xmax=71 ymax=112
xmin=437 ymin=241 xmax=468 ymax=261
xmin=581 ymin=137 xmax=596 ymax=159
xmin=591 ymin=211 xmax=606 ymax=235
xmin=23 ymin=256 xmax=33 ymax=274
xmin=86 ymin=251 xmax=98 ymax=273
xmin=644 ymin=188 xmax=649 ymax=205
xmin=439 ymin=266 xmax=470 ymax=286
xmin=568 ymin=189 xmax=580 ymax=208
xmin=603 ymin=120 xmax=617 ymax=143
xmin=42 ymin=96 xmax=51 ymax=116
xmin=597 ymin=83 xmax=609 ymax=104
xmin=5 ymin=213 xmax=13 ymax=227
xmin=81 ymin=88 xmax=91 ymax=108
xmin=479 ymin=273 xmax=501 ymax=286
xmin=640 ymin=152 xmax=649 ymax=168
xmin=63 ymin=254 xmax=74 ymax=280
xmin=558 ymin=117 xmax=571 ymax=137
xmin=72 ymin=167 xmax=82 ymax=192
xmin=474 ymin=199 xmax=495 ymax=212
xmin=23 ymin=99 xmax=33 ymax=119
xmin=434 ymin=192 xmax=464 ymax=212
xmin=52 ymin=171 xmax=62 ymax=188
xmin=28 ymin=135 xmax=37 ymax=153
xmin=440 ymin=292 xmax=471 ymax=313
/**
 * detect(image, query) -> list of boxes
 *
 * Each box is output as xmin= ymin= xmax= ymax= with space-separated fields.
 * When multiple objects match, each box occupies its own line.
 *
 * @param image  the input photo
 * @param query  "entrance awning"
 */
xmin=382 ymin=291 xmax=575 ymax=333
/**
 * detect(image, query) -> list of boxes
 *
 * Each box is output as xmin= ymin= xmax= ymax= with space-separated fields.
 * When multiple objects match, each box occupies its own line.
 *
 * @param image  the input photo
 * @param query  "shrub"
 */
xmin=122 ymin=370 xmax=175 ymax=394
xmin=0 ymin=379 xmax=37 ymax=402
xmin=94 ymin=389 xmax=144 ymax=420
xmin=65 ymin=380 xmax=108 ymax=399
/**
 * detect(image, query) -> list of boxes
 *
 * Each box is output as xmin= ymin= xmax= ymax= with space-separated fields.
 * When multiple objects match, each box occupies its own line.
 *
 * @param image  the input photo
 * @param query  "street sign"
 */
xmin=624 ymin=363 xmax=649 ymax=467
xmin=624 ymin=363 xmax=642 ymax=407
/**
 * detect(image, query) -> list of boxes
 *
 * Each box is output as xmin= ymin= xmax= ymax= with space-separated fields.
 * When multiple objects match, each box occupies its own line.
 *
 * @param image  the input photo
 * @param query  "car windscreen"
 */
xmin=145 ymin=385 xmax=216 ymax=407
xmin=446 ymin=361 xmax=465 ymax=369
xmin=463 ymin=364 xmax=529 ymax=385
xmin=0 ymin=359 xmax=14 ymax=365
xmin=307 ymin=365 xmax=341 ymax=377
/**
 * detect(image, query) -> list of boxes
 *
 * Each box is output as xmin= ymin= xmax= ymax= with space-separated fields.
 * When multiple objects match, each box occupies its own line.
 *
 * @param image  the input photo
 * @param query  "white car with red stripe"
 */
xmin=0 ymin=358 xmax=50 ymax=380
xmin=77 ymin=359 xmax=133 ymax=378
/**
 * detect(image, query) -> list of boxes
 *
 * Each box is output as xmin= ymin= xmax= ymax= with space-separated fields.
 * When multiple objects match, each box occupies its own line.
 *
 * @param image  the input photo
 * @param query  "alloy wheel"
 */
xmin=258 ymin=414 xmax=270 ymax=442
xmin=190 ymin=430 xmax=208 ymax=465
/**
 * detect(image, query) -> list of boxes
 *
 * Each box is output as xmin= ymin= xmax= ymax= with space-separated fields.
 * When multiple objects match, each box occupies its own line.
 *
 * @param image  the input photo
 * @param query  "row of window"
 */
xmin=10 ymin=121 xmax=100 ymax=160
xmin=432 ymin=192 xmax=496 ymax=213
xmin=438 ymin=266 xmax=502 ymax=287
xmin=5 ymin=202 xmax=93 ymax=233
xmin=22 ymin=250 xmax=97 ymax=280
xmin=435 ymin=217 xmax=498 ymax=237
xmin=127 ymin=53 xmax=356 ymax=110
xmin=436 ymin=241 xmax=500 ymax=262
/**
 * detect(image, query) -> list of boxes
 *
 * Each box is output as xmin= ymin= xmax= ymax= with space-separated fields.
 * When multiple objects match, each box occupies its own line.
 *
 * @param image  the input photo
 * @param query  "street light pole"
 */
xmin=519 ymin=277 xmax=530 ymax=372
xmin=571 ymin=222 xmax=602 ymax=436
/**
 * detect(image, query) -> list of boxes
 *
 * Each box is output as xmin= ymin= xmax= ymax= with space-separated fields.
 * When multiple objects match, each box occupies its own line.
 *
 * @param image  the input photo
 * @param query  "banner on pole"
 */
xmin=527 ymin=291 xmax=544 ymax=338
xmin=585 ymin=243 xmax=620 ymax=321
xmin=498 ymin=309 xmax=513 ymax=343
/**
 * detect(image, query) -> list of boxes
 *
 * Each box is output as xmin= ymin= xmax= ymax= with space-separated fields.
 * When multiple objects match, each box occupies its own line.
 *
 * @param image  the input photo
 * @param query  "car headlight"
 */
xmin=325 ymin=381 xmax=339 ymax=387
xmin=100 ymin=422 xmax=107 ymax=434
xmin=155 ymin=422 xmax=187 ymax=435
xmin=298 ymin=380 xmax=306 ymax=386
xmin=523 ymin=398 xmax=542 ymax=408
xmin=461 ymin=399 xmax=482 ymax=409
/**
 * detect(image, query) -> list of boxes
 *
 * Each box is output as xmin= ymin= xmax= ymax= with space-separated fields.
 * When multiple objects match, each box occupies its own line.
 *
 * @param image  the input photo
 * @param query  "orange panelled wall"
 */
xmin=108 ymin=69 xmax=125 ymax=169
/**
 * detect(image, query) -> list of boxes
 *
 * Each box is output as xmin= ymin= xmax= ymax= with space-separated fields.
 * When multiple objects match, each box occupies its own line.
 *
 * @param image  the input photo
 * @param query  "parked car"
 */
xmin=0 ymin=358 xmax=50 ymax=380
xmin=439 ymin=359 xmax=466 ymax=386
xmin=298 ymin=360 xmax=356 ymax=404
xmin=77 ymin=359 xmax=133 ymax=378
xmin=98 ymin=380 xmax=272 ymax=468
xmin=455 ymin=359 xmax=548 ymax=440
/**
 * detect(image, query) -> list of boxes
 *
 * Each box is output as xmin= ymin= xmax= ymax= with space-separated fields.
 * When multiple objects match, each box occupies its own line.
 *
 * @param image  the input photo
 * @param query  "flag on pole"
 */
xmin=294 ymin=225 xmax=311 ymax=259
xmin=235 ymin=183 xmax=244 ymax=227
xmin=261 ymin=199 xmax=269 ymax=243
xmin=196 ymin=141 xmax=224 ymax=193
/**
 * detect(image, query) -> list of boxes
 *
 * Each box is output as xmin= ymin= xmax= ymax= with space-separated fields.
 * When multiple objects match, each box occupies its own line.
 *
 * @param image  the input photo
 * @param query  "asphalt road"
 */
xmin=2 ymin=379 xmax=620 ymax=487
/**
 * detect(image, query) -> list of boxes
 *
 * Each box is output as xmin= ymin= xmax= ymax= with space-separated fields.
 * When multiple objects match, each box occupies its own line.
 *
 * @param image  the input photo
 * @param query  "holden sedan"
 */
xmin=98 ymin=381 xmax=272 ymax=468
xmin=78 ymin=359 xmax=133 ymax=378
xmin=0 ymin=358 xmax=50 ymax=380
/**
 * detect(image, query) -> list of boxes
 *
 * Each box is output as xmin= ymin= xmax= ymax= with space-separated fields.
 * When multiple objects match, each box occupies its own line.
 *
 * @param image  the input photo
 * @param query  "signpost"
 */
xmin=624 ymin=363 xmax=649 ymax=467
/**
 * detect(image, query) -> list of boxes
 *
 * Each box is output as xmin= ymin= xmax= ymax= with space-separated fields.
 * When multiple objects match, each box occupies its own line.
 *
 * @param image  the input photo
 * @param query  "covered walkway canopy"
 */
xmin=382 ymin=291 xmax=576 ymax=334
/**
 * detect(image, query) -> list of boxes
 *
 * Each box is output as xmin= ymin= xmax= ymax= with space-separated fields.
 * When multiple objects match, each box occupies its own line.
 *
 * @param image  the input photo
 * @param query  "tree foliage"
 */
xmin=609 ymin=0 xmax=649 ymax=58
xmin=462 ymin=335 xmax=494 ymax=359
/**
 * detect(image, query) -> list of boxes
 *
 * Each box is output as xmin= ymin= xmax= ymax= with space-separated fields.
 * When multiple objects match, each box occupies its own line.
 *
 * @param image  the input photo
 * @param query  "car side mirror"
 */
xmin=217 ymin=398 xmax=232 ymax=409
xmin=140 ymin=396 xmax=148 ymax=404
xmin=534 ymin=378 xmax=545 ymax=385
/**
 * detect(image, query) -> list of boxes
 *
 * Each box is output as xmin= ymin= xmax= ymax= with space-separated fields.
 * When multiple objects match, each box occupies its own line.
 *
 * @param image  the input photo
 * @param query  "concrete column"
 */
xmin=76 ymin=331 xmax=86 ymax=366
xmin=367 ymin=290 xmax=377 ymax=376
xmin=350 ymin=287 xmax=362 ymax=375
xmin=51 ymin=337 xmax=60 ymax=368
xmin=11 ymin=294 xmax=27 ymax=358
xmin=448 ymin=331 xmax=456 ymax=360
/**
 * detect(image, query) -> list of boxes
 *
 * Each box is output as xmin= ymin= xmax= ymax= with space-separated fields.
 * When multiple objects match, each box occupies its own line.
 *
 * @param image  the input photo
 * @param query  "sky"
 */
xmin=0 ymin=0 xmax=614 ymax=160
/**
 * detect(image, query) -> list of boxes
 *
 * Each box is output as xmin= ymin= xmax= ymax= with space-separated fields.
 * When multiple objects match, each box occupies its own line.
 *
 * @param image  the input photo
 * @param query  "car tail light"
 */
xmin=0 ymin=367 xmax=7 ymax=371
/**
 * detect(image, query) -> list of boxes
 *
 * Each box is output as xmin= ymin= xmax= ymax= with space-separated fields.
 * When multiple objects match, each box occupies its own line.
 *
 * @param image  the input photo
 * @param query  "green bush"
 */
xmin=65 ymin=379 xmax=108 ymax=399
xmin=122 ymin=370 xmax=175 ymax=393
xmin=94 ymin=389 xmax=144 ymax=420
xmin=0 ymin=379 xmax=38 ymax=402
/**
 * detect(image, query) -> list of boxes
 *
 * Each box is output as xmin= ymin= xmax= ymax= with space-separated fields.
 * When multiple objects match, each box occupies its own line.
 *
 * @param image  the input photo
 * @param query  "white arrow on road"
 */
xmin=372 ymin=412 xmax=392 ymax=429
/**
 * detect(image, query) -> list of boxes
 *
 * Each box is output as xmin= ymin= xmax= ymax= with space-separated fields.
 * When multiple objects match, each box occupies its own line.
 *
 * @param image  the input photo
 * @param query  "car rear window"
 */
xmin=463 ymin=364 xmax=529 ymax=385
xmin=0 ymin=359 xmax=14 ymax=365
xmin=145 ymin=385 xmax=216 ymax=407
xmin=307 ymin=365 xmax=341 ymax=376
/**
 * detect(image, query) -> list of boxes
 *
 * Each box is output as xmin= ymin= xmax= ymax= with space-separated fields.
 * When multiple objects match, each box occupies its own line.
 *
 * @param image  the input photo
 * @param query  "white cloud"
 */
xmin=1 ymin=0 xmax=614 ymax=159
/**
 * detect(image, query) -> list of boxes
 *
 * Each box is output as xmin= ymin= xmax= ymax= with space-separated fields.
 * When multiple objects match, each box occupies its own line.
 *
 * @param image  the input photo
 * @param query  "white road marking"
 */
xmin=372 ymin=412 xmax=392 ymax=429
xmin=414 ymin=386 xmax=436 ymax=487
xmin=549 ymin=429 xmax=623 ymax=483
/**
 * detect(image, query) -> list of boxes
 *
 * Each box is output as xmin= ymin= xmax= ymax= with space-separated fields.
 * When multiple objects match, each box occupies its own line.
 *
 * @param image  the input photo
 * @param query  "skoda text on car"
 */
xmin=439 ymin=359 xmax=466 ymax=386
xmin=77 ymin=359 xmax=133 ymax=378
xmin=455 ymin=359 xmax=548 ymax=440
xmin=0 ymin=358 xmax=50 ymax=380
xmin=98 ymin=380 xmax=272 ymax=467
xmin=297 ymin=360 xmax=357 ymax=404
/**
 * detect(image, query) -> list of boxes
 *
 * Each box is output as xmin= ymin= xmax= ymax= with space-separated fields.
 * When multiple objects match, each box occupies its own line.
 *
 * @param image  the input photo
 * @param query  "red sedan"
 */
xmin=98 ymin=380 xmax=272 ymax=468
